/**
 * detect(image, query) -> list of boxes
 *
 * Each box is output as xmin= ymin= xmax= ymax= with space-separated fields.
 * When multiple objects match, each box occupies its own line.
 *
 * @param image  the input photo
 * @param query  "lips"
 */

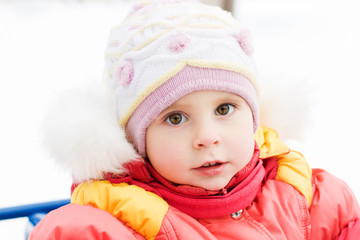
xmin=193 ymin=161 xmax=226 ymax=176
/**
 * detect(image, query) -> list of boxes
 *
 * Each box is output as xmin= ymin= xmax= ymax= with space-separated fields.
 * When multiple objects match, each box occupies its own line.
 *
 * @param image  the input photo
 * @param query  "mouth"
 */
xmin=193 ymin=161 xmax=226 ymax=176
xmin=201 ymin=161 xmax=223 ymax=168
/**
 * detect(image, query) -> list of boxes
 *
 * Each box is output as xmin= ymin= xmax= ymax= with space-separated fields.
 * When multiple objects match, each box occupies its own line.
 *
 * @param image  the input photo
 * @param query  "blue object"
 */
xmin=28 ymin=212 xmax=47 ymax=226
xmin=0 ymin=199 xmax=70 ymax=239
xmin=0 ymin=199 xmax=70 ymax=221
xmin=25 ymin=213 xmax=48 ymax=239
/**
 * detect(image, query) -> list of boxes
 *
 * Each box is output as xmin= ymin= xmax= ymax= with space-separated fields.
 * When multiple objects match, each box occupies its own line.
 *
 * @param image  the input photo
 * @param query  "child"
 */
xmin=30 ymin=0 xmax=360 ymax=239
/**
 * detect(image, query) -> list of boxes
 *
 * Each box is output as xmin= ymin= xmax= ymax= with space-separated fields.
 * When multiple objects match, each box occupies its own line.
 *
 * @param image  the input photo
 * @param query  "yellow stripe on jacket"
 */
xmin=255 ymin=126 xmax=313 ymax=206
xmin=71 ymin=181 xmax=169 ymax=240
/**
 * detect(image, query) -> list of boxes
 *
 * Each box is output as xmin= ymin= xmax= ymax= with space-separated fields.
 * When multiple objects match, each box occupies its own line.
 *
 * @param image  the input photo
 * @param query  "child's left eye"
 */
xmin=216 ymin=104 xmax=235 ymax=115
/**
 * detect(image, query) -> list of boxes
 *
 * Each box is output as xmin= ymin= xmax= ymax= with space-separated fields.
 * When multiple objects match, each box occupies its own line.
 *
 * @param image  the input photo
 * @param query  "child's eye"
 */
xmin=216 ymin=103 xmax=235 ymax=115
xmin=165 ymin=113 xmax=186 ymax=125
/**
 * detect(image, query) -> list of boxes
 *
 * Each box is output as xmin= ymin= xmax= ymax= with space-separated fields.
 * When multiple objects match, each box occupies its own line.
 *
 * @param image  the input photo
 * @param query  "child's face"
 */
xmin=146 ymin=90 xmax=255 ymax=190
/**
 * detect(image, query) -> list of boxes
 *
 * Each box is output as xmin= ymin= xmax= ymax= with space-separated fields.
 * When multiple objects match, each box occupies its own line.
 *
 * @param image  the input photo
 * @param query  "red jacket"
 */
xmin=30 ymin=127 xmax=360 ymax=239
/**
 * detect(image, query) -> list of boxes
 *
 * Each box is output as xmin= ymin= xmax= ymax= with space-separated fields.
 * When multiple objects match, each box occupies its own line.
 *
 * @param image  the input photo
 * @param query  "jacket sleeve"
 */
xmin=29 ymin=203 xmax=144 ymax=240
xmin=310 ymin=169 xmax=360 ymax=239
xmin=335 ymin=218 xmax=360 ymax=240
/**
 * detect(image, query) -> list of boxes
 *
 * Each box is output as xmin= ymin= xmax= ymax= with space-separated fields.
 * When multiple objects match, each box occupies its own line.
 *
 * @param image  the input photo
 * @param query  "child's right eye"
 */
xmin=165 ymin=113 xmax=186 ymax=125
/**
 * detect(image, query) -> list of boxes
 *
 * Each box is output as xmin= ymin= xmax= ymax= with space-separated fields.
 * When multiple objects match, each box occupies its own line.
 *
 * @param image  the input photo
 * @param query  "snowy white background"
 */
xmin=1 ymin=0 xmax=359 ymax=239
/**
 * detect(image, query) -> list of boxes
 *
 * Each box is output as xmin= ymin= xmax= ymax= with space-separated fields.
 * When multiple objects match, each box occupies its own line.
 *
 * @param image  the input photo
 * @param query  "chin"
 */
xmin=200 ymin=180 xmax=229 ymax=191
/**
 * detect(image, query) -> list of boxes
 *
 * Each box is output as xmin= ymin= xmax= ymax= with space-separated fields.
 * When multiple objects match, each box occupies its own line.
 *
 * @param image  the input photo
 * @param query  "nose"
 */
xmin=192 ymin=123 xmax=221 ymax=150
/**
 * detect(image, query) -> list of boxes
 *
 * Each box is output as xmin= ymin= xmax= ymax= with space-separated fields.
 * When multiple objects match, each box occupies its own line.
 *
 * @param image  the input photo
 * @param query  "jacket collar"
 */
xmin=255 ymin=126 xmax=290 ymax=159
xmin=255 ymin=126 xmax=313 ymax=206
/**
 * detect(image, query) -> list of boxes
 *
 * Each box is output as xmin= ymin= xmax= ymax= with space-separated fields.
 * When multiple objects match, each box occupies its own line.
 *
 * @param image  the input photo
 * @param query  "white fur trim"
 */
xmin=258 ymin=74 xmax=313 ymax=142
xmin=42 ymin=81 xmax=139 ymax=183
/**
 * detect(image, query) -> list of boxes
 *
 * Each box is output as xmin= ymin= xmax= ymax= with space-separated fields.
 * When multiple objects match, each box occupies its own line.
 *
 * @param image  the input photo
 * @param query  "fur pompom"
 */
xmin=258 ymin=74 xmax=314 ymax=142
xmin=42 ymin=81 xmax=139 ymax=183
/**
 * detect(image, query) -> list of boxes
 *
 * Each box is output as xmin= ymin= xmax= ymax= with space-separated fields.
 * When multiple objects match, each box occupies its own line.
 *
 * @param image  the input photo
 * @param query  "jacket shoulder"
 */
xmin=310 ymin=169 xmax=360 ymax=239
xmin=256 ymin=127 xmax=313 ymax=205
xmin=29 ymin=203 xmax=143 ymax=240
xmin=72 ymin=181 xmax=169 ymax=239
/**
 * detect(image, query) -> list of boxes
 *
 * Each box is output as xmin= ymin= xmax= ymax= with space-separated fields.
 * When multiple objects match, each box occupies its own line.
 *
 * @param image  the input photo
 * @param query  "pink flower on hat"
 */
xmin=168 ymin=33 xmax=191 ymax=53
xmin=234 ymin=29 xmax=254 ymax=56
xmin=115 ymin=60 xmax=134 ymax=86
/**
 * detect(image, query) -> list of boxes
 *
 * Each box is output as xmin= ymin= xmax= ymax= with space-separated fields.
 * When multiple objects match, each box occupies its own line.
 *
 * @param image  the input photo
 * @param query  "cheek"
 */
xmin=146 ymin=128 xmax=185 ymax=174
xmin=147 ymin=143 xmax=186 ymax=183
xmin=229 ymin=129 xmax=254 ymax=154
xmin=227 ymin=113 xmax=255 ymax=164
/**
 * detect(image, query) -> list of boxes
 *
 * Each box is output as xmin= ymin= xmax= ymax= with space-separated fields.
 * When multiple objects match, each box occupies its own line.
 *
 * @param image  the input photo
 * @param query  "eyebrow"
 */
xmin=159 ymin=102 xmax=191 ymax=115
xmin=158 ymin=93 xmax=245 ymax=115
xmin=215 ymin=95 xmax=245 ymax=103
xmin=166 ymin=96 xmax=243 ymax=111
